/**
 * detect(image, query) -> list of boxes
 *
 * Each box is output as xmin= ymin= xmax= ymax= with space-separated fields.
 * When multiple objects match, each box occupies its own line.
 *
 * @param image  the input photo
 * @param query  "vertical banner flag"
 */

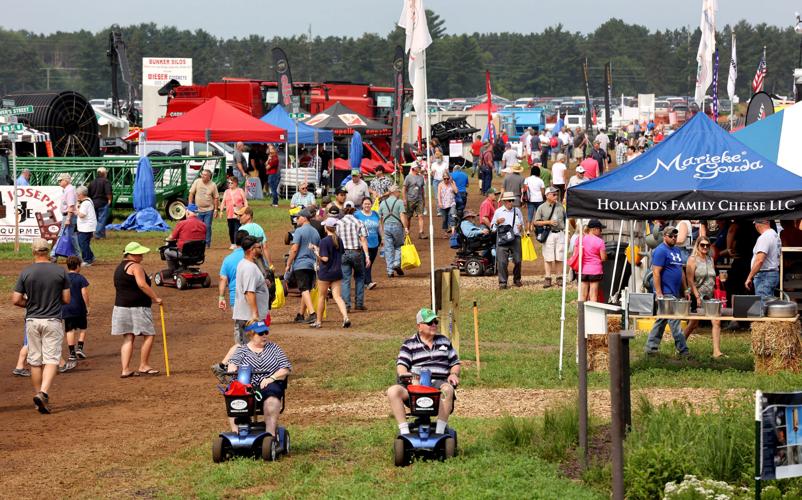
xmin=391 ymin=45 xmax=405 ymax=164
xmin=582 ymin=59 xmax=593 ymax=132
xmin=712 ymin=48 xmax=719 ymax=121
xmin=604 ymin=62 xmax=612 ymax=131
xmin=398 ymin=0 xmax=432 ymax=127
xmin=727 ymin=31 xmax=737 ymax=100
xmin=753 ymin=47 xmax=767 ymax=94
xmin=485 ymin=70 xmax=493 ymax=126
xmin=272 ymin=47 xmax=294 ymax=109
xmin=694 ymin=0 xmax=718 ymax=108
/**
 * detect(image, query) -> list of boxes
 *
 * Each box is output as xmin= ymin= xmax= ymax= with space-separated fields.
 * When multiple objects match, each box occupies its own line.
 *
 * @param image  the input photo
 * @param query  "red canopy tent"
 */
xmin=467 ymin=100 xmax=498 ymax=113
xmin=144 ymin=97 xmax=286 ymax=142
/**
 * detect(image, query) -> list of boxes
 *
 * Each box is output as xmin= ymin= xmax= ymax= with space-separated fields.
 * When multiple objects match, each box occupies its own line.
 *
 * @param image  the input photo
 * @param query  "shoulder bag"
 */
xmin=496 ymin=209 xmax=517 ymax=247
xmin=536 ymin=204 xmax=557 ymax=244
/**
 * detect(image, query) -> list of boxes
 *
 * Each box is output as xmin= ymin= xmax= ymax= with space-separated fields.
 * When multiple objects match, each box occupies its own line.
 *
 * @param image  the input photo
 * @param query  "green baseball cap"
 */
xmin=123 ymin=242 xmax=150 ymax=255
xmin=486 ymin=187 xmax=498 ymax=195
xmin=416 ymin=308 xmax=438 ymax=324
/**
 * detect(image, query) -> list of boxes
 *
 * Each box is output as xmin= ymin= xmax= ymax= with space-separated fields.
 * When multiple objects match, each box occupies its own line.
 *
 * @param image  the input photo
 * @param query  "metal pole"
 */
xmin=622 ymin=333 xmax=633 ymax=431
xmin=577 ymin=298 xmax=588 ymax=469
xmin=422 ymin=51 xmax=436 ymax=313
xmin=609 ymin=331 xmax=625 ymax=500
xmin=558 ymin=208 xmax=569 ymax=378
xmin=609 ymin=221 xmax=624 ymax=300
xmin=294 ymin=119 xmax=299 ymax=170
xmin=755 ymin=390 xmax=763 ymax=500
xmin=473 ymin=300 xmax=481 ymax=377
xmin=12 ymin=139 xmax=19 ymax=253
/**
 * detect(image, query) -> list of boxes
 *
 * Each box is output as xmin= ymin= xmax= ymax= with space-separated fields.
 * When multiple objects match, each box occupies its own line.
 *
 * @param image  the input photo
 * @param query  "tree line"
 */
xmin=1 ymin=12 xmax=800 ymax=101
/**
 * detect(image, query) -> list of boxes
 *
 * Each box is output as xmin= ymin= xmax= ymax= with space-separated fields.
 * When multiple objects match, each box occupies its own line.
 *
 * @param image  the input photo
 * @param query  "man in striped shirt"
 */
xmin=387 ymin=308 xmax=461 ymax=436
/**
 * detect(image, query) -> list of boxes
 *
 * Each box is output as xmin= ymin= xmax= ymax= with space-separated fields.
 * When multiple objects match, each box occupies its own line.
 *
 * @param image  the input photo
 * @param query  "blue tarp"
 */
xmin=349 ymin=131 xmax=363 ymax=171
xmin=261 ymin=105 xmax=333 ymax=144
xmin=108 ymin=157 xmax=170 ymax=232
xmin=566 ymin=112 xmax=802 ymax=220
xmin=734 ymin=101 xmax=802 ymax=178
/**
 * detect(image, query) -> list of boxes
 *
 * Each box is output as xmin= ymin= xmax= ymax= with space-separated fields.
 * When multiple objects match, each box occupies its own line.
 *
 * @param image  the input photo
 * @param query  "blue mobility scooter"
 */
xmin=212 ymin=364 xmax=290 ymax=463
xmin=394 ymin=369 xmax=458 ymax=466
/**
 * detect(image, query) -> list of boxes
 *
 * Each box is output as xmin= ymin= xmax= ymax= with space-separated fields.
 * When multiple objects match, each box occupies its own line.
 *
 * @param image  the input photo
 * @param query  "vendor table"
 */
xmin=635 ymin=314 xmax=799 ymax=323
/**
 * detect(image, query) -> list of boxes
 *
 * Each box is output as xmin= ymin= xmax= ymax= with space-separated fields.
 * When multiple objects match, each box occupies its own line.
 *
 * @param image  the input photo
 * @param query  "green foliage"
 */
xmin=494 ymin=403 xmax=579 ymax=463
xmin=1 ymin=15 xmax=797 ymax=100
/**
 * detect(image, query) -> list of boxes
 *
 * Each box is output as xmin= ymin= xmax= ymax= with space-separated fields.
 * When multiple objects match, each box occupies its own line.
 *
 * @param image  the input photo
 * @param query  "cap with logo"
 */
xmin=244 ymin=320 xmax=269 ymax=335
xmin=335 ymin=187 xmax=347 ymax=195
xmin=351 ymin=169 xmax=361 ymax=176
xmin=416 ymin=308 xmax=439 ymax=324
xmin=663 ymin=225 xmax=679 ymax=236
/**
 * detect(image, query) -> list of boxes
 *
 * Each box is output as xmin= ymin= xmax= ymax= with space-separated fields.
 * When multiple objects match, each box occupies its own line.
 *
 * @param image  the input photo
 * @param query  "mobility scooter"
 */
xmin=153 ymin=239 xmax=211 ymax=290
xmin=212 ymin=363 xmax=290 ymax=463
xmin=393 ymin=369 xmax=458 ymax=466
xmin=451 ymin=223 xmax=496 ymax=277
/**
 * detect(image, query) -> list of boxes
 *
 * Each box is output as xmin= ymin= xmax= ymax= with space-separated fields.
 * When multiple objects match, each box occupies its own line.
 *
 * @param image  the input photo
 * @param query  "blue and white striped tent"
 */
xmin=734 ymin=101 xmax=802 ymax=177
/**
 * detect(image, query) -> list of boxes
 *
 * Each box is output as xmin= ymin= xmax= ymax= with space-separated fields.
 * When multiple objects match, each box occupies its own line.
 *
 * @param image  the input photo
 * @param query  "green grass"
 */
xmin=149 ymin=418 xmax=604 ymax=499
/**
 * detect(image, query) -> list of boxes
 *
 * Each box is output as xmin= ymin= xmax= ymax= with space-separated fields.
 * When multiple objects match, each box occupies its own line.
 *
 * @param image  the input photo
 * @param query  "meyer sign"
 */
xmin=142 ymin=57 xmax=192 ymax=128
xmin=0 ymin=186 xmax=63 ymax=243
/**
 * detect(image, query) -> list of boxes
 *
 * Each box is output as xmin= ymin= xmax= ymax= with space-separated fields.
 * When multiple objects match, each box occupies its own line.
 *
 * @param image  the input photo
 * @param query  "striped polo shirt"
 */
xmin=396 ymin=333 xmax=460 ymax=378
xmin=229 ymin=342 xmax=292 ymax=387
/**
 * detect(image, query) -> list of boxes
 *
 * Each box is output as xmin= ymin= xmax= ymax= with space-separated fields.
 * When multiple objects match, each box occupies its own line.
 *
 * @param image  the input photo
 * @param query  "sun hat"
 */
xmin=57 ymin=173 xmax=71 ymax=182
xmin=463 ymin=209 xmax=478 ymax=218
xmin=511 ymin=165 xmax=523 ymax=173
xmin=500 ymin=191 xmax=516 ymax=201
xmin=124 ymin=242 xmax=150 ymax=255
xmin=545 ymin=187 xmax=559 ymax=195
xmin=235 ymin=206 xmax=252 ymax=217
xmin=186 ymin=203 xmax=199 ymax=213
xmin=416 ymin=307 xmax=439 ymax=324
xmin=388 ymin=184 xmax=400 ymax=193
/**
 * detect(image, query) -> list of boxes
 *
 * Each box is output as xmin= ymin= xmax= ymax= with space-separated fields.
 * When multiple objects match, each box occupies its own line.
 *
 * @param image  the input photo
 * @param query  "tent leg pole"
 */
xmin=609 ymin=221 xmax=624 ymax=301
xmin=558 ymin=210 xmax=569 ymax=379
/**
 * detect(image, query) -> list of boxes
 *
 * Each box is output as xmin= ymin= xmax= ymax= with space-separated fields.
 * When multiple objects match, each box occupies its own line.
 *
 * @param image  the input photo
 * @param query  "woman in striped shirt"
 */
xmin=227 ymin=323 xmax=292 ymax=434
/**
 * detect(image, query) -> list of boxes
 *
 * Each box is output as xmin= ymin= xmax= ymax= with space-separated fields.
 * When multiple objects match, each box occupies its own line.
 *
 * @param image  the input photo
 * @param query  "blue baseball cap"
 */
xmin=244 ymin=320 xmax=269 ymax=335
xmin=186 ymin=203 xmax=199 ymax=213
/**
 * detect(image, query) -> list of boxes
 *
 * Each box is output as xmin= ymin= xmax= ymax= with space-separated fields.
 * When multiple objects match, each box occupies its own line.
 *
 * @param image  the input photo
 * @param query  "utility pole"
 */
xmin=308 ymin=24 xmax=313 ymax=82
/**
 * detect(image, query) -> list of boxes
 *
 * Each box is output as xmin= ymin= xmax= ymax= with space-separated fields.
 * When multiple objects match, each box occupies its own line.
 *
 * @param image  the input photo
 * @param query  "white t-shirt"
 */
xmin=520 ymin=133 xmax=531 ymax=155
xmin=752 ymin=228 xmax=781 ymax=271
xmin=502 ymin=149 xmax=519 ymax=167
xmin=431 ymin=160 xmax=449 ymax=181
xmin=523 ymin=175 xmax=545 ymax=202
xmin=76 ymin=199 xmax=97 ymax=233
xmin=567 ymin=175 xmax=587 ymax=188
xmin=552 ymin=162 xmax=567 ymax=185
xmin=558 ymin=131 xmax=570 ymax=146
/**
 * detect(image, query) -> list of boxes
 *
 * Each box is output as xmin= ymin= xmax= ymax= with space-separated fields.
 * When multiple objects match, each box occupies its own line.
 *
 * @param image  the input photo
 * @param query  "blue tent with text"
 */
xmin=566 ymin=113 xmax=802 ymax=220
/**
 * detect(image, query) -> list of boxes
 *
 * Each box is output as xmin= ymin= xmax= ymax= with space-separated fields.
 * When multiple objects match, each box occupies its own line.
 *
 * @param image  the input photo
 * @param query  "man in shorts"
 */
xmin=533 ymin=187 xmax=566 ymax=288
xmin=12 ymin=238 xmax=71 ymax=414
xmin=233 ymin=235 xmax=272 ymax=338
xmin=403 ymin=164 xmax=427 ymax=239
xmin=285 ymin=208 xmax=320 ymax=324
xmin=387 ymin=308 xmax=461 ymax=436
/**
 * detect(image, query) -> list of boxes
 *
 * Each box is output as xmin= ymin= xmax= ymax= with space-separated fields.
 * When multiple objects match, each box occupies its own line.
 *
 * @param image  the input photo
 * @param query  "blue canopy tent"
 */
xmin=108 ymin=157 xmax=170 ymax=232
xmin=567 ymin=113 xmax=802 ymax=220
xmin=733 ymin=101 xmax=802 ymax=178
xmin=260 ymin=105 xmax=333 ymax=144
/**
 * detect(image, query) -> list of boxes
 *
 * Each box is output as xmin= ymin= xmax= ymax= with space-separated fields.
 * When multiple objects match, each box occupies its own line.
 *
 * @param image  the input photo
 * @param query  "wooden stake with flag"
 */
xmin=753 ymin=46 xmax=767 ymax=94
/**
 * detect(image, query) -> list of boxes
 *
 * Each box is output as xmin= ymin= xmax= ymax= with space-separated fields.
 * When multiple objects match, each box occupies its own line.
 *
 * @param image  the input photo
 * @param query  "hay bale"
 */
xmin=751 ymin=321 xmax=802 ymax=374
xmin=586 ymin=316 xmax=623 ymax=372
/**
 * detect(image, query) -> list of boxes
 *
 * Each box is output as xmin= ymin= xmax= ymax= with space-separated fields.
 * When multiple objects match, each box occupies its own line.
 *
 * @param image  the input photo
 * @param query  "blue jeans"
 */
xmin=51 ymin=214 xmax=79 ymax=259
xmin=341 ymin=249 xmax=365 ymax=308
xmin=494 ymin=160 xmax=502 ymax=175
xmin=95 ymin=204 xmax=110 ymax=238
xmin=480 ymin=168 xmax=493 ymax=195
xmin=527 ymin=201 xmax=543 ymax=222
xmin=268 ymin=173 xmax=280 ymax=205
xmin=384 ymin=222 xmax=404 ymax=274
xmin=440 ymin=206 xmax=456 ymax=230
xmin=77 ymin=231 xmax=94 ymax=263
xmin=645 ymin=318 xmax=688 ymax=354
xmin=196 ymin=210 xmax=213 ymax=248
xmin=753 ymin=270 xmax=780 ymax=300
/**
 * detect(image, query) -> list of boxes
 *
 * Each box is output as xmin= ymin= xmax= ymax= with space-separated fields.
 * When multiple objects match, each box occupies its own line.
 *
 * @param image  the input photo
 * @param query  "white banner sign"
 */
xmin=142 ymin=57 xmax=193 ymax=128
xmin=0 ymin=186 xmax=63 ymax=243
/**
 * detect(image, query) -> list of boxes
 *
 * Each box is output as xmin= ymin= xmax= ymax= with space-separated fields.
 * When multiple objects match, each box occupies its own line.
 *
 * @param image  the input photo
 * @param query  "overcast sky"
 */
xmin=2 ymin=0 xmax=800 ymax=38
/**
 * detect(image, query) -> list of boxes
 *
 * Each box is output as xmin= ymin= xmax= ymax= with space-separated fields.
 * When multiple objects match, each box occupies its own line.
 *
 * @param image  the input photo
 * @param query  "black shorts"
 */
xmin=293 ymin=269 xmax=316 ymax=292
xmin=64 ymin=316 xmax=88 ymax=331
xmin=258 ymin=379 xmax=287 ymax=401
xmin=582 ymin=274 xmax=604 ymax=282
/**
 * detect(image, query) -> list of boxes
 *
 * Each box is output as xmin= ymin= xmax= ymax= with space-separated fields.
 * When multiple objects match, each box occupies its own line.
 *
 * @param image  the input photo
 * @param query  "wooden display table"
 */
xmin=637 ymin=314 xmax=799 ymax=323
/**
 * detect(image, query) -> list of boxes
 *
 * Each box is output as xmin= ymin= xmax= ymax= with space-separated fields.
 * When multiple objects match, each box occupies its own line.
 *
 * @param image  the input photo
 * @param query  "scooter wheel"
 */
xmin=284 ymin=430 xmax=291 ymax=455
xmin=443 ymin=436 xmax=456 ymax=460
xmin=394 ymin=438 xmax=408 ymax=467
xmin=262 ymin=437 xmax=278 ymax=461
xmin=465 ymin=258 xmax=484 ymax=277
xmin=176 ymin=275 xmax=187 ymax=290
xmin=212 ymin=436 xmax=227 ymax=463
xmin=153 ymin=272 xmax=163 ymax=287
xmin=202 ymin=275 xmax=212 ymax=288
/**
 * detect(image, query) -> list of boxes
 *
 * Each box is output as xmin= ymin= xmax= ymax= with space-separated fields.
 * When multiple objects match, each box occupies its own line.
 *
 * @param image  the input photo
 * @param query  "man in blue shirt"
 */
xmin=16 ymin=169 xmax=31 ymax=186
xmin=285 ymin=208 xmax=320 ymax=324
xmin=645 ymin=226 xmax=690 ymax=356
xmin=450 ymin=165 xmax=469 ymax=220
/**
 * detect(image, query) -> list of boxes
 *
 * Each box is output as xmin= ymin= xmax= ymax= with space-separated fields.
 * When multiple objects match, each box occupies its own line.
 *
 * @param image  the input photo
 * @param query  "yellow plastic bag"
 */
xmin=401 ymin=235 xmax=421 ymax=270
xmin=372 ymin=197 xmax=380 ymax=213
xmin=271 ymin=278 xmax=285 ymax=310
xmin=309 ymin=286 xmax=327 ymax=319
xmin=521 ymin=234 xmax=538 ymax=261
xmin=288 ymin=206 xmax=301 ymax=216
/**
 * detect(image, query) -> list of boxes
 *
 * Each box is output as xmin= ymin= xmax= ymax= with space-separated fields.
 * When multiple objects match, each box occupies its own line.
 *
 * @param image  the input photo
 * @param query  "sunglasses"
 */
xmin=699 ymin=243 xmax=710 ymax=248
xmin=425 ymin=319 xmax=439 ymax=326
xmin=665 ymin=234 xmax=677 ymax=239
xmin=255 ymin=330 xmax=268 ymax=336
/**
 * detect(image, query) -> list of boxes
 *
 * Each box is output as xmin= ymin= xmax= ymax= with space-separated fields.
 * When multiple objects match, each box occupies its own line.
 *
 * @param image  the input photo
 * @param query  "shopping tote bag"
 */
xmin=400 ymin=235 xmax=421 ymax=270
xmin=521 ymin=234 xmax=537 ymax=261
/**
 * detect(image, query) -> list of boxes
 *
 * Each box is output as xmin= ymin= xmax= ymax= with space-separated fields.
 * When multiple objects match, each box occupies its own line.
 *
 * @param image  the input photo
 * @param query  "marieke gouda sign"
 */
xmin=0 ymin=186 xmax=63 ymax=243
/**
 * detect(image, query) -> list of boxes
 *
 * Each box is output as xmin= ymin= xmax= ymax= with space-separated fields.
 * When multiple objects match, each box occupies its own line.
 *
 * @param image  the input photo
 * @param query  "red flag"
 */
xmin=591 ymin=106 xmax=597 ymax=125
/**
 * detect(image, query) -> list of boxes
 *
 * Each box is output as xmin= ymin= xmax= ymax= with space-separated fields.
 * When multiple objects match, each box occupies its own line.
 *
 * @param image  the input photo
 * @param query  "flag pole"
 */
xmin=422 ymin=51 xmax=436 ymax=313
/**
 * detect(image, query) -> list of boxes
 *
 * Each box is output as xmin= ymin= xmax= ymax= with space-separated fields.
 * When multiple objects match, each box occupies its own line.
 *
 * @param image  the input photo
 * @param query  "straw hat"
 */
xmin=500 ymin=191 xmax=516 ymax=201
